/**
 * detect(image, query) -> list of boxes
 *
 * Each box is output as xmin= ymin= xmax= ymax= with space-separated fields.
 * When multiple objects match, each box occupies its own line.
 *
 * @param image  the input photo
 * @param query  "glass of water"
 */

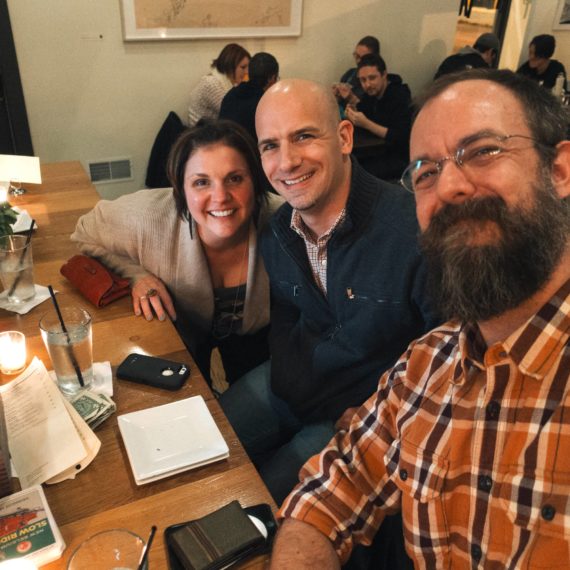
xmin=39 ymin=306 xmax=93 ymax=396
xmin=0 ymin=234 xmax=35 ymax=304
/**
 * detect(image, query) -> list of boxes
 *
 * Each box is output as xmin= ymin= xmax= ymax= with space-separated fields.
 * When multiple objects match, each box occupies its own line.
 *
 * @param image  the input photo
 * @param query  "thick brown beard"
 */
xmin=420 ymin=174 xmax=570 ymax=323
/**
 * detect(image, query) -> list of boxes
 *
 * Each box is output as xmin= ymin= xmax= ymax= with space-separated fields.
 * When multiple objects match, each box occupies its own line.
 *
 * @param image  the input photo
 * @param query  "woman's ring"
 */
xmin=146 ymin=288 xmax=158 ymax=298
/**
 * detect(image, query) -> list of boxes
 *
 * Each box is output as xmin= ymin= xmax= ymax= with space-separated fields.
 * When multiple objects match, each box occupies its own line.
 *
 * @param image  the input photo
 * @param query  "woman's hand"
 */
xmin=132 ymin=275 xmax=176 ymax=322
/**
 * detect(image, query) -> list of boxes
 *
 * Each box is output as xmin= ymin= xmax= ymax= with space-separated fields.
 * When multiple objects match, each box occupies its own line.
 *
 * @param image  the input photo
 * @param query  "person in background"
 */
xmin=344 ymin=54 xmax=412 ymax=180
xmin=333 ymin=35 xmax=380 ymax=103
xmin=434 ymin=32 xmax=499 ymax=79
xmin=187 ymin=44 xmax=251 ymax=127
xmin=517 ymin=34 xmax=567 ymax=91
xmin=71 ymin=120 xmax=282 ymax=386
xmin=219 ymin=52 xmax=279 ymax=142
xmin=270 ymin=69 xmax=570 ymax=569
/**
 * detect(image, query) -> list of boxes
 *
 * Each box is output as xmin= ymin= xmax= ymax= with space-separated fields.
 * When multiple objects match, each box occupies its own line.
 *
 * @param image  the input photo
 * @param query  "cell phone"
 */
xmin=116 ymin=353 xmax=190 ymax=390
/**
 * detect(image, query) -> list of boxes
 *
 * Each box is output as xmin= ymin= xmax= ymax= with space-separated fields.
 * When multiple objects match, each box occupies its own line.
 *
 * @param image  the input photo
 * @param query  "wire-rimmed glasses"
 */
xmin=400 ymin=133 xmax=543 ymax=194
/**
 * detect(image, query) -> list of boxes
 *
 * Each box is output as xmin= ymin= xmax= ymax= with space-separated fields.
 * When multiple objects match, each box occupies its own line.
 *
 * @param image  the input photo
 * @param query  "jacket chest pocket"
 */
xmin=491 ymin=468 xmax=570 ymax=568
xmin=386 ymin=440 xmax=450 ymax=565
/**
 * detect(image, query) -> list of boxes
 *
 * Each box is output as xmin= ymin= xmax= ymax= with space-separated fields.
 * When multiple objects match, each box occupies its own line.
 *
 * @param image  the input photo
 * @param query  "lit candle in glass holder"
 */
xmin=0 ymin=331 xmax=26 ymax=375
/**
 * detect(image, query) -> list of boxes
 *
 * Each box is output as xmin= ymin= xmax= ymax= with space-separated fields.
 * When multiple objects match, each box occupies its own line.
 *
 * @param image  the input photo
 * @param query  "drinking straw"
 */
xmin=7 ymin=219 xmax=35 ymax=297
xmin=137 ymin=525 xmax=157 ymax=570
xmin=47 ymin=285 xmax=85 ymax=387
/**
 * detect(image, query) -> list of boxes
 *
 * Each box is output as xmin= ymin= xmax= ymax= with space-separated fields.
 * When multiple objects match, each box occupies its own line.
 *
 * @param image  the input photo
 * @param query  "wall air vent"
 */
xmin=87 ymin=158 xmax=133 ymax=184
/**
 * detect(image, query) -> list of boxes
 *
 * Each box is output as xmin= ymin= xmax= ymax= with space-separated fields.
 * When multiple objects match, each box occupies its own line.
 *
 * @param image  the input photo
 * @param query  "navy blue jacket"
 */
xmin=219 ymin=82 xmax=265 ymax=142
xmin=261 ymin=161 xmax=440 ymax=421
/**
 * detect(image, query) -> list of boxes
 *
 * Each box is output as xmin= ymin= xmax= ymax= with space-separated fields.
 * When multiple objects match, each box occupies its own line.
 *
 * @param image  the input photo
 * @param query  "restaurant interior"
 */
xmin=0 ymin=0 xmax=569 ymax=568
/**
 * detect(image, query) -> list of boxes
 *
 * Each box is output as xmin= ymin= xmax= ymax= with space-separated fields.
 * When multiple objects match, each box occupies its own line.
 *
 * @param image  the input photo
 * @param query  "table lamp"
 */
xmin=0 ymin=155 xmax=42 ymax=197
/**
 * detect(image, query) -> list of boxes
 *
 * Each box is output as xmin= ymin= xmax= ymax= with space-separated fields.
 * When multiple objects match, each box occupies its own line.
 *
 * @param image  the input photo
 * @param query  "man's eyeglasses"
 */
xmin=400 ymin=134 xmax=544 ymax=194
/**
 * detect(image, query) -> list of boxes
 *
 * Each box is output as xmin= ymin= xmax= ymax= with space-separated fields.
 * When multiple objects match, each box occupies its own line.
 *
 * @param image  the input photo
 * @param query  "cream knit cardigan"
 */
xmin=187 ymin=69 xmax=233 ymax=126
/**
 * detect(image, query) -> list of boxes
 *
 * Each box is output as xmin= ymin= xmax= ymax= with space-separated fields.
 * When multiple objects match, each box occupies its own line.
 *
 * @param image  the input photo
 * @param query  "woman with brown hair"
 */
xmin=187 ymin=43 xmax=251 ymax=126
xmin=72 ymin=119 xmax=281 ymax=385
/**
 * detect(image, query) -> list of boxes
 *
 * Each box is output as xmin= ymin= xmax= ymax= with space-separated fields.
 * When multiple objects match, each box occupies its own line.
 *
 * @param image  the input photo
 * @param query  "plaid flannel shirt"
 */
xmin=279 ymin=279 xmax=570 ymax=569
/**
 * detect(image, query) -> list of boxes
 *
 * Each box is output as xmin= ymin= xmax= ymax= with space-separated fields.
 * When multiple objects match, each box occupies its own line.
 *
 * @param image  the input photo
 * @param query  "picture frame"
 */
xmin=553 ymin=0 xmax=570 ymax=30
xmin=120 ymin=0 xmax=303 ymax=41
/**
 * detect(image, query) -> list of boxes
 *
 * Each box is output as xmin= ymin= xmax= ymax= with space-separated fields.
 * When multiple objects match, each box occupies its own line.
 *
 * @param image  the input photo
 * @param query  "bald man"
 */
xmin=219 ymin=80 xmax=438 ymax=517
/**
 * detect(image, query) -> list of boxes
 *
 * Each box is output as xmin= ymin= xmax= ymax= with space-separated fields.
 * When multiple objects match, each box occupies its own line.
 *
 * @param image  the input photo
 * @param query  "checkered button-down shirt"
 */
xmin=290 ymin=209 xmax=346 ymax=294
xmin=279 ymin=279 xmax=570 ymax=569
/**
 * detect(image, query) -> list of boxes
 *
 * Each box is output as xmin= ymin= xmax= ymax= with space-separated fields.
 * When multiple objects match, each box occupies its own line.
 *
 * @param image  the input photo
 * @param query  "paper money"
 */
xmin=71 ymin=390 xmax=116 ymax=429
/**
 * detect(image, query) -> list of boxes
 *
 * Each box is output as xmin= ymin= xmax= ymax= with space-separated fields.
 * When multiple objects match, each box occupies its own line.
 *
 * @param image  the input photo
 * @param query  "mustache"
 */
xmin=425 ymin=197 xmax=509 ymax=237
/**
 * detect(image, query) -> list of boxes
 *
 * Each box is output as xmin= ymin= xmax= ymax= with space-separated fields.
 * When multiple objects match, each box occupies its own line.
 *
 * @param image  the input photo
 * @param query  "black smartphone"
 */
xmin=116 ymin=353 xmax=190 ymax=390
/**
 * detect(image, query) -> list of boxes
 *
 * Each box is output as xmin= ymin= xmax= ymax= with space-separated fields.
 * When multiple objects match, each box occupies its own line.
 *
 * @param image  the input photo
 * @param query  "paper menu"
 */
xmin=45 ymin=396 xmax=100 ymax=484
xmin=0 ymin=358 xmax=100 ymax=488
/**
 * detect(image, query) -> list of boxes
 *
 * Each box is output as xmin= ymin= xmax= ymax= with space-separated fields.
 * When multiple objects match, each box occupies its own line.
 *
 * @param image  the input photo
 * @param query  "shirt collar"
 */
xmin=454 ymin=322 xmax=486 ymax=385
xmin=290 ymin=208 xmax=346 ymax=244
xmin=504 ymin=278 xmax=570 ymax=379
xmin=455 ymin=279 xmax=570 ymax=382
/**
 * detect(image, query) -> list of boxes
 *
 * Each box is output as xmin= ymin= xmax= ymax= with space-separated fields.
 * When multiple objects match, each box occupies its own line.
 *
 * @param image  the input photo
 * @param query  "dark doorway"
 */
xmin=0 ymin=0 xmax=33 ymax=155
xmin=452 ymin=0 xmax=512 ymax=62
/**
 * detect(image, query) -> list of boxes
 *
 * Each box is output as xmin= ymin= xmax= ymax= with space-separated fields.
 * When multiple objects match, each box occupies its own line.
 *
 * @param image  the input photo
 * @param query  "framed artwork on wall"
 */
xmin=553 ymin=0 xmax=570 ymax=30
xmin=120 ymin=0 xmax=303 ymax=40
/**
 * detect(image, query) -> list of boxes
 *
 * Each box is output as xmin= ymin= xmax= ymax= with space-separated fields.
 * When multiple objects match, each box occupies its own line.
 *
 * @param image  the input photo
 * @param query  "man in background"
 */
xmin=270 ymin=69 xmax=570 ymax=569
xmin=434 ymin=32 xmax=499 ymax=79
xmin=344 ymin=54 xmax=412 ymax=180
xmin=219 ymin=52 xmax=279 ymax=141
xmin=333 ymin=35 xmax=380 ymax=103
xmin=517 ymin=34 xmax=567 ymax=91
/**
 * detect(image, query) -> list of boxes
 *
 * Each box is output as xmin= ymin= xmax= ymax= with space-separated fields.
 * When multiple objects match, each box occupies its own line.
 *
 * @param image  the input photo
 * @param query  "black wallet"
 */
xmin=165 ymin=501 xmax=275 ymax=570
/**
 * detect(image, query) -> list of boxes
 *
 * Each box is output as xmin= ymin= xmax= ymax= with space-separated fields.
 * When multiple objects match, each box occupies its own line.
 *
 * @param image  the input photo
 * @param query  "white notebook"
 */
xmin=118 ymin=396 xmax=229 ymax=485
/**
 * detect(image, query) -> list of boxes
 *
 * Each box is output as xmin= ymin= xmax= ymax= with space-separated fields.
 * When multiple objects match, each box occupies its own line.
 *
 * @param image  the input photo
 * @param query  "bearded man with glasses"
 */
xmin=269 ymin=69 xmax=570 ymax=569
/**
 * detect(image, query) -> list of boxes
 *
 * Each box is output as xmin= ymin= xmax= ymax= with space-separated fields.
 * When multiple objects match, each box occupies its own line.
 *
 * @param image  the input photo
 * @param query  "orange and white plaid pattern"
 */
xmin=279 ymin=279 xmax=570 ymax=569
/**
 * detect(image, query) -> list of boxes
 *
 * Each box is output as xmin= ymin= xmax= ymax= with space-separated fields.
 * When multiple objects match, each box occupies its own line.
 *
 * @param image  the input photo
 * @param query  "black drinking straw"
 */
xmin=7 ymin=219 xmax=35 ymax=297
xmin=137 ymin=525 xmax=157 ymax=570
xmin=47 ymin=285 xmax=85 ymax=387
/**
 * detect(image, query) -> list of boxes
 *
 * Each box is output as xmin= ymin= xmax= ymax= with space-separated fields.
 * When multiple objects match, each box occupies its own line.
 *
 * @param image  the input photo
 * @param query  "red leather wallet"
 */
xmin=60 ymin=255 xmax=131 ymax=307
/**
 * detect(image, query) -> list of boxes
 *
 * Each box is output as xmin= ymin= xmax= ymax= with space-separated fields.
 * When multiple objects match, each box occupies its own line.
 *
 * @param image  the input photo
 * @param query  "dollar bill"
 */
xmin=70 ymin=390 xmax=116 ymax=429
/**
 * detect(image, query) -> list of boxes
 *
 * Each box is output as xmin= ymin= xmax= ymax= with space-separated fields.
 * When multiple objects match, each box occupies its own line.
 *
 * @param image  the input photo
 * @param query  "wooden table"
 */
xmin=352 ymin=127 xmax=386 ymax=161
xmin=0 ymin=162 xmax=275 ymax=569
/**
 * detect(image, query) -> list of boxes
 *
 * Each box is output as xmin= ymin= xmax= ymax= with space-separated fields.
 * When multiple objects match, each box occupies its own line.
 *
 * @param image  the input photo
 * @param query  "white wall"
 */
xmin=499 ymin=0 xmax=533 ymax=70
xmin=8 ymin=0 xmax=458 ymax=199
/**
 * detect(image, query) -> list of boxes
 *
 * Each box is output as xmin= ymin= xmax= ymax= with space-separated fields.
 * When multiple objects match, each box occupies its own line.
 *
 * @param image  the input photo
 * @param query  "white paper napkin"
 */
xmin=12 ymin=208 xmax=37 ymax=233
xmin=0 ymin=284 xmax=52 ymax=314
xmin=48 ymin=361 xmax=114 ymax=397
